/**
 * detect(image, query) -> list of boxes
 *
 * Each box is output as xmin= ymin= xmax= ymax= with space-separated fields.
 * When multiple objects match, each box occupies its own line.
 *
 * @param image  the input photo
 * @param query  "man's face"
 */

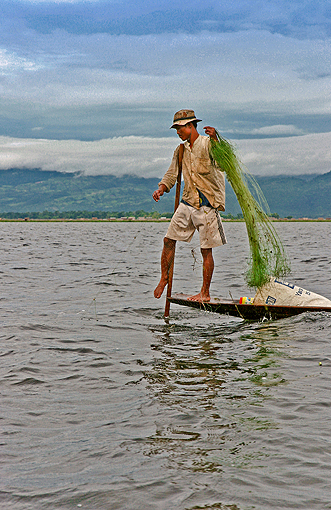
xmin=175 ymin=123 xmax=192 ymax=141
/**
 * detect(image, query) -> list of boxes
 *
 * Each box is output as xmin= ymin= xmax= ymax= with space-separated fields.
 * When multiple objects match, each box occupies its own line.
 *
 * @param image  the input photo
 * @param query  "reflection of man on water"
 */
xmin=153 ymin=109 xmax=227 ymax=303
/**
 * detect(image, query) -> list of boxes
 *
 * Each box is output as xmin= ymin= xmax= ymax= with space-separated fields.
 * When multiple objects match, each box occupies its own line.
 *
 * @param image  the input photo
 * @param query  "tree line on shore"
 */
xmin=0 ymin=210 xmax=252 ymax=220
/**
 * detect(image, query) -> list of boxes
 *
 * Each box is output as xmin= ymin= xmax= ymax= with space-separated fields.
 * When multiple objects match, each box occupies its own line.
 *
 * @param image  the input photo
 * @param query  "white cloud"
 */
xmin=0 ymin=135 xmax=178 ymax=177
xmin=0 ymin=49 xmax=41 ymax=74
xmin=250 ymin=125 xmax=304 ymax=136
xmin=237 ymin=133 xmax=331 ymax=175
xmin=1 ymin=132 xmax=330 ymax=177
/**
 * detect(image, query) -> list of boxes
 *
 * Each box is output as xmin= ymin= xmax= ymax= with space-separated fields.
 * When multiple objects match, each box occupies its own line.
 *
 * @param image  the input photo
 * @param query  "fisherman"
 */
xmin=153 ymin=109 xmax=227 ymax=302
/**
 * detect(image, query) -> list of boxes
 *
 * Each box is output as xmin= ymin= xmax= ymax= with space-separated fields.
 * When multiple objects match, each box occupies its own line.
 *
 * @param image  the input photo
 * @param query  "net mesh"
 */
xmin=210 ymin=131 xmax=291 ymax=289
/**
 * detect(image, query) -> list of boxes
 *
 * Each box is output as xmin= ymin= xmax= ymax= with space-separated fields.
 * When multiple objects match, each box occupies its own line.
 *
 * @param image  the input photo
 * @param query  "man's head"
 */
xmin=170 ymin=109 xmax=201 ymax=142
xmin=170 ymin=109 xmax=202 ymax=129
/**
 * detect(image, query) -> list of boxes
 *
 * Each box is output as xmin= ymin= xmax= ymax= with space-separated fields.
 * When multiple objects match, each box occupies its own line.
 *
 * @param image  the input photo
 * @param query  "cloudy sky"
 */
xmin=1 ymin=0 xmax=331 ymax=177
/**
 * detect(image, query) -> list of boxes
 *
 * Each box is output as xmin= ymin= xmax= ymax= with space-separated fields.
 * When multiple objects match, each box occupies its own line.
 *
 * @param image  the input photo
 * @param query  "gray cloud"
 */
xmin=1 ymin=30 xmax=331 ymax=140
xmin=2 ymin=0 xmax=331 ymax=38
xmin=1 ymin=0 xmax=331 ymax=179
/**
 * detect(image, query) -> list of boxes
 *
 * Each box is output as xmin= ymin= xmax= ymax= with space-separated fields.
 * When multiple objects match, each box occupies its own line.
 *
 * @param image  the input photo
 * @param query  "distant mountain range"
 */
xmin=0 ymin=168 xmax=330 ymax=218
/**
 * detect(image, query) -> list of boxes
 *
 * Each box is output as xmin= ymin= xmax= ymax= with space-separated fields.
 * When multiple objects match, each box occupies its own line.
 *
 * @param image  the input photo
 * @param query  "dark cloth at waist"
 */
xmin=181 ymin=189 xmax=212 ymax=209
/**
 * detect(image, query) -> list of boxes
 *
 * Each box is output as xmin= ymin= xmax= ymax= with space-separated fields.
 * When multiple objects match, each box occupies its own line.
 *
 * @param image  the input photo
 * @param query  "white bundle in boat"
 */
xmin=254 ymin=278 xmax=331 ymax=307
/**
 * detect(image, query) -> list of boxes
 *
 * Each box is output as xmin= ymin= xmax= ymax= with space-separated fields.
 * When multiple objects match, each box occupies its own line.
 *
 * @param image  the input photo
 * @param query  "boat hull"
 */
xmin=168 ymin=294 xmax=331 ymax=320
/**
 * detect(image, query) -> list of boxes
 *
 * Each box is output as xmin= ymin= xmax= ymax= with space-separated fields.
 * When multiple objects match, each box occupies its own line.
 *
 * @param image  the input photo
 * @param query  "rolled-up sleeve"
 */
xmin=159 ymin=146 xmax=179 ymax=192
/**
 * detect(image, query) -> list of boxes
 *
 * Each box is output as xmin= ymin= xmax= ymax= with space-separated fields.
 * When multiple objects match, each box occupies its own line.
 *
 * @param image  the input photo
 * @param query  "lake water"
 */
xmin=1 ymin=221 xmax=331 ymax=510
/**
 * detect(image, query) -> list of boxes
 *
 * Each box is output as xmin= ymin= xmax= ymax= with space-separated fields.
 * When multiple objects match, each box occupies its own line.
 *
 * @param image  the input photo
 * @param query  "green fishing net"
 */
xmin=210 ymin=131 xmax=290 ymax=289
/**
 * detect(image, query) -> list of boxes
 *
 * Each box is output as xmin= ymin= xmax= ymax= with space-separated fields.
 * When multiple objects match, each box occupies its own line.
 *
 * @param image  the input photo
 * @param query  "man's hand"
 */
xmin=152 ymin=184 xmax=167 ymax=202
xmin=203 ymin=126 xmax=217 ymax=141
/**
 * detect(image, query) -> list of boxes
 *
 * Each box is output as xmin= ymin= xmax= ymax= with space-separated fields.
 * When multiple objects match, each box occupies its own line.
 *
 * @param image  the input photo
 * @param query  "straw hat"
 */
xmin=170 ymin=109 xmax=202 ymax=128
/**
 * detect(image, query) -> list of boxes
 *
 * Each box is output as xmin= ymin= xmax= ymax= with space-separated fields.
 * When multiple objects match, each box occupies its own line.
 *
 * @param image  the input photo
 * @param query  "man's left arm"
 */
xmin=203 ymin=126 xmax=218 ymax=141
xmin=204 ymin=126 xmax=223 ymax=172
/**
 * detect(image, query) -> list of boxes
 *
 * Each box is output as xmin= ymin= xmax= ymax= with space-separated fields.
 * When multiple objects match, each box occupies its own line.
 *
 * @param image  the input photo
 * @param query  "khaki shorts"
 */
xmin=166 ymin=202 xmax=227 ymax=249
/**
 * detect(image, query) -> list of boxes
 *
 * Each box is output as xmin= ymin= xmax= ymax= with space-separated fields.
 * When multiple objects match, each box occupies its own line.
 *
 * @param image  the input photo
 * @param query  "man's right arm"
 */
xmin=152 ymin=146 xmax=180 ymax=201
xmin=152 ymin=183 xmax=167 ymax=202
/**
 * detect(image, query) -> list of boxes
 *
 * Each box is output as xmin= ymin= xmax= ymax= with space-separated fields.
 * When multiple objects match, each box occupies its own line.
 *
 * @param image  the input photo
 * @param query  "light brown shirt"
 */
xmin=159 ymin=135 xmax=225 ymax=210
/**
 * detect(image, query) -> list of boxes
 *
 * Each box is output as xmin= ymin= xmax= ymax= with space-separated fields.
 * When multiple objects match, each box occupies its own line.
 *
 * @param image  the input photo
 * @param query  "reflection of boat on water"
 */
xmin=168 ymin=294 xmax=331 ymax=321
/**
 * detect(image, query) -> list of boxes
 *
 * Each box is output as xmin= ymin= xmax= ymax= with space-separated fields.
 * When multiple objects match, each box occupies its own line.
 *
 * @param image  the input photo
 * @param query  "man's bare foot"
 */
xmin=187 ymin=292 xmax=210 ymax=302
xmin=154 ymin=278 xmax=168 ymax=299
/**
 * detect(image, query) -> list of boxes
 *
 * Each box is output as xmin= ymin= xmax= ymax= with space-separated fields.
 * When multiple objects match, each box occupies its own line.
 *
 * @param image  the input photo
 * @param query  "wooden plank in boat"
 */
xmin=167 ymin=294 xmax=331 ymax=320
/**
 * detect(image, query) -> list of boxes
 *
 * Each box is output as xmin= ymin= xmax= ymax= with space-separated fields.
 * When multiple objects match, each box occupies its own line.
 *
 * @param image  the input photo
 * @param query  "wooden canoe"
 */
xmin=167 ymin=294 xmax=331 ymax=321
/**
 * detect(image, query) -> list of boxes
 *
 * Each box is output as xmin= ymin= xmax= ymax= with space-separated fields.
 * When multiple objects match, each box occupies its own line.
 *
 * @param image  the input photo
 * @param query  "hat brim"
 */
xmin=170 ymin=118 xmax=202 ymax=129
